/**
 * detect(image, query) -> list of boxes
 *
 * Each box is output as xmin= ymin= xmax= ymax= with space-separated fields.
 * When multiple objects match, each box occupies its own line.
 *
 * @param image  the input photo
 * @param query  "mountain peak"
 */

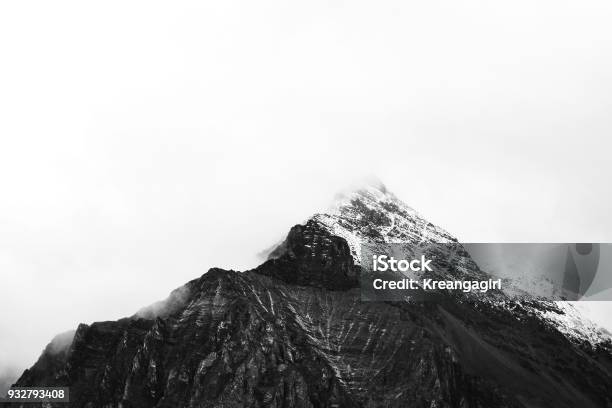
xmin=311 ymin=181 xmax=457 ymax=265
xmin=255 ymin=180 xmax=458 ymax=289
xmin=330 ymin=177 xmax=393 ymax=207
xmin=11 ymin=181 xmax=612 ymax=408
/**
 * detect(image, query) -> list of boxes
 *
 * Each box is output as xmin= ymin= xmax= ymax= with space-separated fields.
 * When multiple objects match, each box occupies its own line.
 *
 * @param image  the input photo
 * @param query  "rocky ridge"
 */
xmin=6 ymin=184 xmax=612 ymax=408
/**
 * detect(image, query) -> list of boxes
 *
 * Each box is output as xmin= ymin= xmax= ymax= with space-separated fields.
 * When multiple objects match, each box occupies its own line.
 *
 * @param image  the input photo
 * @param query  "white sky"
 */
xmin=1 ymin=0 xmax=612 ymax=377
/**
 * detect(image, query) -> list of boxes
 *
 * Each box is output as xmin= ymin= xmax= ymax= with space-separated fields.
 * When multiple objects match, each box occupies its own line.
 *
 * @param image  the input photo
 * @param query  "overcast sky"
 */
xmin=1 ymin=0 xmax=612 ymax=379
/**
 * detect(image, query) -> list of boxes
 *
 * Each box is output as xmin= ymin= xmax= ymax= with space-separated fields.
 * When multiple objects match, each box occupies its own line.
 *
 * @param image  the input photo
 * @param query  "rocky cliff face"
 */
xmin=7 ymin=184 xmax=612 ymax=408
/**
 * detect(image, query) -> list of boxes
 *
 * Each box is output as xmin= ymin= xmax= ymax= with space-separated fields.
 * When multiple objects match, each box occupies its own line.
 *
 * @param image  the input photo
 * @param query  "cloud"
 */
xmin=0 ymin=366 xmax=19 ymax=398
xmin=1 ymin=0 xmax=612 ymax=378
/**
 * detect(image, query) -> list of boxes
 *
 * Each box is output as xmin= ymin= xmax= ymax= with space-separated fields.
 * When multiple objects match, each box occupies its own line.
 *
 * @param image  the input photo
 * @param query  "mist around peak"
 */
xmin=46 ymin=330 xmax=76 ymax=356
xmin=0 ymin=366 xmax=19 ymax=398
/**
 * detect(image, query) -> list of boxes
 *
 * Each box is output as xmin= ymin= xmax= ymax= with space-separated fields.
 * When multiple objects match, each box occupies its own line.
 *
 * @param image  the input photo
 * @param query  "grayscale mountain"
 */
xmin=7 ymin=184 xmax=612 ymax=408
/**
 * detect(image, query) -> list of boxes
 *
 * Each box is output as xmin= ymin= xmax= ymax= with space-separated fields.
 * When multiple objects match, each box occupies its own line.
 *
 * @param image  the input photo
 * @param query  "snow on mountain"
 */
xmin=8 ymin=181 xmax=612 ymax=408
xmin=312 ymin=182 xmax=456 ymax=264
xmin=308 ymin=182 xmax=612 ymax=347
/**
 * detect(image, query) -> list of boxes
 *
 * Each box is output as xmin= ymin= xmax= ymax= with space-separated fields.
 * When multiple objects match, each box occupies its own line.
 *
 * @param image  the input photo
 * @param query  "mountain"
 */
xmin=0 ymin=367 xmax=19 ymax=403
xmin=6 ymin=184 xmax=612 ymax=407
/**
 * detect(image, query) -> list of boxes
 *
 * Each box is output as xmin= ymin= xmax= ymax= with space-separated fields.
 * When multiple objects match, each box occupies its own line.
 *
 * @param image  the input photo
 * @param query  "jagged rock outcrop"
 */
xmin=6 ymin=184 xmax=612 ymax=408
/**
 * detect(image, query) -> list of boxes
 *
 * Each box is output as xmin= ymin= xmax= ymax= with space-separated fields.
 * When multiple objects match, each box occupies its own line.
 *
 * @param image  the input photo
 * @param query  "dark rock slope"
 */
xmin=7 ymin=185 xmax=612 ymax=407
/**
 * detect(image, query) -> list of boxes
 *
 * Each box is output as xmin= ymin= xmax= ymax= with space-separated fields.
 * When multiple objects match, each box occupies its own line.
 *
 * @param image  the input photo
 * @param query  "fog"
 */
xmin=1 ymin=0 xmax=612 ymax=386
